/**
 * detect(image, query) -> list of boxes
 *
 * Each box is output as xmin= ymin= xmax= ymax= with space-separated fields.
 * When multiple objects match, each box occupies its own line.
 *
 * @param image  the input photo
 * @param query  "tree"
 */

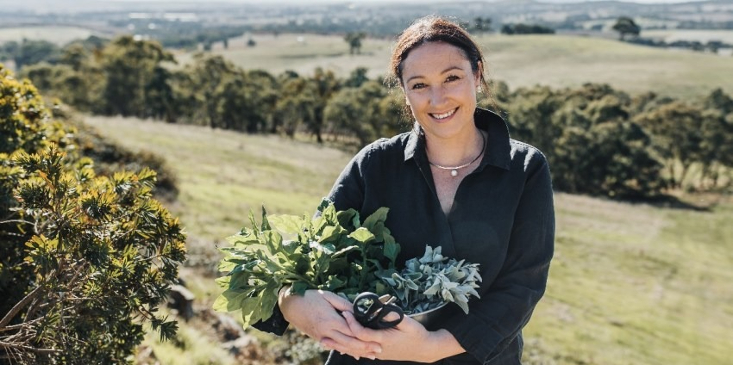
xmin=308 ymin=67 xmax=341 ymax=143
xmin=344 ymin=32 xmax=366 ymax=55
xmin=344 ymin=67 xmax=369 ymax=88
xmin=13 ymin=39 xmax=60 ymax=70
xmin=145 ymin=66 xmax=176 ymax=122
xmin=500 ymin=24 xmax=555 ymax=35
xmin=0 ymin=65 xmax=186 ymax=363
xmin=612 ymin=16 xmax=641 ymax=41
xmin=274 ymin=76 xmax=318 ymax=137
xmin=472 ymin=17 xmax=492 ymax=33
xmin=98 ymin=36 xmax=176 ymax=118
xmin=178 ymin=53 xmax=240 ymax=128
xmin=507 ymin=83 xmax=665 ymax=198
xmin=634 ymin=101 xmax=706 ymax=188
xmin=325 ymin=80 xmax=408 ymax=147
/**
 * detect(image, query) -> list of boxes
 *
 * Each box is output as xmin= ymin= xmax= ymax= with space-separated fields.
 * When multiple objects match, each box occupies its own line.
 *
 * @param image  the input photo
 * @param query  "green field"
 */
xmin=82 ymin=115 xmax=733 ymax=365
xmin=0 ymin=26 xmax=96 ymax=45
xmin=180 ymin=32 xmax=733 ymax=100
xmin=643 ymin=29 xmax=733 ymax=44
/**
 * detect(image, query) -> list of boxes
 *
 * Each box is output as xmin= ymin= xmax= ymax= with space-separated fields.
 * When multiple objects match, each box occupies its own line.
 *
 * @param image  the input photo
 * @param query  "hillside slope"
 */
xmin=83 ymin=116 xmax=733 ymax=365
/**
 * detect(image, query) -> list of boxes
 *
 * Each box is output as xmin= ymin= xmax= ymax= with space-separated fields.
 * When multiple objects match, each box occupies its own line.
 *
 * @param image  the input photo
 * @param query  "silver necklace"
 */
xmin=428 ymin=132 xmax=486 ymax=177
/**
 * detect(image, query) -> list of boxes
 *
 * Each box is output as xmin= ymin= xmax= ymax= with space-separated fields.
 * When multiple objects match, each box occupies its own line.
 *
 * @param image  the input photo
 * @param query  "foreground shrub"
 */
xmin=0 ymin=64 xmax=186 ymax=364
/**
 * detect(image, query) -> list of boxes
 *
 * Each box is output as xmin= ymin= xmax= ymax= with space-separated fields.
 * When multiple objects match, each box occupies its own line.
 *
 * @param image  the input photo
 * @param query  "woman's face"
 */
xmin=401 ymin=41 xmax=481 ymax=142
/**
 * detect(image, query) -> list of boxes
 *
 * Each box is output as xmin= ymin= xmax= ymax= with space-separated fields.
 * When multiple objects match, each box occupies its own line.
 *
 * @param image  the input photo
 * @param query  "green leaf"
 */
xmin=348 ymin=227 xmax=375 ymax=243
xmin=383 ymin=239 xmax=400 ymax=263
xmin=332 ymin=245 xmax=359 ymax=258
xmin=336 ymin=209 xmax=359 ymax=230
xmin=317 ymin=198 xmax=332 ymax=213
xmin=268 ymin=214 xmax=305 ymax=235
xmin=324 ymin=275 xmax=346 ymax=291
xmin=263 ymin=230 xmax=283 ymax=254
xmin=319 ymin=225 xmax=341 ymax=244
xmin=260 ymin=206 xmax=271 ymax=231
xmin=362 ymin=207 xmax=389 ymax=233
xmin=240 ymin=297 xmax=265 ymax=327
xmin=291 ymin=281 xmax=309 ymax=296
xmin=225 ymin=232 xmax=260 ymax=247
xmin=213 ymin=287 xmax=256 ymax=312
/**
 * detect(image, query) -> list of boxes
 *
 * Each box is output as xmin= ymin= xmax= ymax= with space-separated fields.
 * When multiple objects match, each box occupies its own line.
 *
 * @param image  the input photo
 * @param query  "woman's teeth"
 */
xmin=432 ymin=109 xmax=456 ymax=120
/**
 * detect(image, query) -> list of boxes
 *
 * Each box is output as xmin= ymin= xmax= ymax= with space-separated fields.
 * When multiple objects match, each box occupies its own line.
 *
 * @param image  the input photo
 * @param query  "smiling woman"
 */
xmin=257 ymin=15 xmax=555 ymax=365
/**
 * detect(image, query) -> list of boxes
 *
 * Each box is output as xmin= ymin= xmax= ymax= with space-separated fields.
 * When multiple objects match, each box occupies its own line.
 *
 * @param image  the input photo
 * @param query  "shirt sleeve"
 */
xmin=251 ymin=304 xmax=289 ymax=335
xmin=442 ymin=153 xmax=555 ymax=364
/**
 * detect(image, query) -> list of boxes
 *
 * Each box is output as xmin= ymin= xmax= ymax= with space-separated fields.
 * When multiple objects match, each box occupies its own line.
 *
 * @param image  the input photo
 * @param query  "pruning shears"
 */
xmin=352 ymin=292 xmax=404 ymax=329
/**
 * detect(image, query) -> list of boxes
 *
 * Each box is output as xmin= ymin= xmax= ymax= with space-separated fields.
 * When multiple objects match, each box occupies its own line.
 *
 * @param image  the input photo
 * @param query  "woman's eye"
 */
xmin=411 ymin=83 xmax=427 ymax=90
xmin=446 ymin=75 xmax=460 ymax=83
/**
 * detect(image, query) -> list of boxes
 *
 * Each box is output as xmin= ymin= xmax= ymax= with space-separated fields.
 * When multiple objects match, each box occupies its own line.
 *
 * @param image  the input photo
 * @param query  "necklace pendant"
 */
xmin=450 ymin=169 xmax=458 ymax=177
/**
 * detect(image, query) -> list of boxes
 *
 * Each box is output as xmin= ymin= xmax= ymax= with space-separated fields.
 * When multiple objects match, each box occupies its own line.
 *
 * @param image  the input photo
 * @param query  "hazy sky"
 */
xmin=79 ymin=0 xmax=711 ymax=2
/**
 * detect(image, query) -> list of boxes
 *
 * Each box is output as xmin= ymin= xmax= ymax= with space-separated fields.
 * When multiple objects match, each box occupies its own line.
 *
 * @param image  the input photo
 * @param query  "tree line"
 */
xmin=16 ymin=35 xmax=733 ymax=199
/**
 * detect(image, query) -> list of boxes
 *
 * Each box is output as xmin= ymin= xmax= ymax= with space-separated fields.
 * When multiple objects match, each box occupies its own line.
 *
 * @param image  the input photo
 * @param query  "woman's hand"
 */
xmin=326 ymin=310 xmax=465 ymax=363
xmin=278 ymin=288 xmax=383 ymax=359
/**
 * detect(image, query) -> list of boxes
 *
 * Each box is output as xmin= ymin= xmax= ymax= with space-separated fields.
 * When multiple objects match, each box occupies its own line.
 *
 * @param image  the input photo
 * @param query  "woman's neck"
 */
xmin=424 ymin=127 xmax=485 ymax=167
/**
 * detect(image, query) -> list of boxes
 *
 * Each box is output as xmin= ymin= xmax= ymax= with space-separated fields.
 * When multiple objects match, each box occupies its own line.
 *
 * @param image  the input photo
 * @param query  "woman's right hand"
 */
xmin=278 ymin=287 xmax=383 ymax=359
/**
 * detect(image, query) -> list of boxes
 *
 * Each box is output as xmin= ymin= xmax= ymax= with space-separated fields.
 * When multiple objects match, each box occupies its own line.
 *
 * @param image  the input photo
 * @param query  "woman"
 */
xmin=269 ymin=16 xmax=555 ymax=365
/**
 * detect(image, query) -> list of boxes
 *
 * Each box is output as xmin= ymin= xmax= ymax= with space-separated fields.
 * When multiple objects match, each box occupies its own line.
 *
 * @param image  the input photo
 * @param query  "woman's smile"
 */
xmin=430 ymin=108 xmax=458 ymax=121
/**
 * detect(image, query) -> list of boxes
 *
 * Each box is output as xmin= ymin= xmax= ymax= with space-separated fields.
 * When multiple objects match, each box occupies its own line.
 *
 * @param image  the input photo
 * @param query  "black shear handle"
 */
xmin=353 ymin=292 xmax=404 ymax=330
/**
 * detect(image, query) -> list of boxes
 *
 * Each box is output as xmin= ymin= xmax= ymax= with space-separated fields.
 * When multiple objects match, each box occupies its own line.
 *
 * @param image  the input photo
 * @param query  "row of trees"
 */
xmin=500 ymin=23 xmax=556 ymax=35
xmin=21 ymin=35 xmax=407 ymax=147
xmin=494 ymin=85 xmax=733 ymax=197
xmin=18 ymin=35 xmax=733 ymax=199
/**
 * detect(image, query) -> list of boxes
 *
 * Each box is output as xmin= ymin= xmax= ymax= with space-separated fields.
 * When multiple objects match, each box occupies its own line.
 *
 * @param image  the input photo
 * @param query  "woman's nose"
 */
xmin=430 ymin=87 xmax=446 ymax=105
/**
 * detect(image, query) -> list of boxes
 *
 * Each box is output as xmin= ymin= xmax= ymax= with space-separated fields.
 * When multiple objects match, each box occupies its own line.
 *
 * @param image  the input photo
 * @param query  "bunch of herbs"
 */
xmin=214 ymin=201 xmax=482 ymax=328
xmin=377 ymin=246 xmax=482 ymax=315
xmin=214 ymin=200 xmax=400 ymax=327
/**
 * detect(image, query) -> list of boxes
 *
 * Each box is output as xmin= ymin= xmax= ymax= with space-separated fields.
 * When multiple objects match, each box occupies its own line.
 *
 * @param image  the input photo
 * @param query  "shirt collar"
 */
xmin=403 ymin=108 xmax=512 ymax=171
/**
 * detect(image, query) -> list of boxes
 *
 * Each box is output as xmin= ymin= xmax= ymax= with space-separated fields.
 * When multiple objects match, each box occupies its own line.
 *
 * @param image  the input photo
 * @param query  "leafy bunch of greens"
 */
xmin=214 ymin=200 xmax=400 ymax=327
xmin=378 ymin=246 xmax=482 ymax=315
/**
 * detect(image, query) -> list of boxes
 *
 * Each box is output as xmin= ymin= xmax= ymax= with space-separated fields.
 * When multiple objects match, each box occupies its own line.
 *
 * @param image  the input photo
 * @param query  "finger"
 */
xmin=320 ymin=337 xmax=377 ymax=360
xmin=321 ymin=291 xmax=354 ymax=312
xmin=324 ymin=326 xmax=382 ymax=355
xmin=341 ymin=310 xmax=384 ymax=344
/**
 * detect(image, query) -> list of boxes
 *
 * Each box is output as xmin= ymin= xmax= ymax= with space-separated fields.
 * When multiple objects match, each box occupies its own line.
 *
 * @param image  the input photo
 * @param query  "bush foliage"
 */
xmin=0 ymin=65 xmax=186 ymax=363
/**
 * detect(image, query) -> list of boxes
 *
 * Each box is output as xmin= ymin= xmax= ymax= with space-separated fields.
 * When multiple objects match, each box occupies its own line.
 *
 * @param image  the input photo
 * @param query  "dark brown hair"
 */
xmin=388 ymin=15 xmax=491 ymax=95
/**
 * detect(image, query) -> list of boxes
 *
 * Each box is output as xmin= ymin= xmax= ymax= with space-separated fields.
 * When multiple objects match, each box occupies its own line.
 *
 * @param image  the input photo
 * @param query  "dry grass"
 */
xmin=0 ymin=26 xmax=95 ymax=45
xmin=643 ymin=29 xmax=733 ymax=44
xmin=82 ymin=115 xmax=352 ymax=241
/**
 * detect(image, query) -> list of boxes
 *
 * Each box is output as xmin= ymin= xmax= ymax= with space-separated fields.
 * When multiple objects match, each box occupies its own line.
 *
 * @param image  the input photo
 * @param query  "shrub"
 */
xmin=0 ymin=64 xmax=186 ymax=364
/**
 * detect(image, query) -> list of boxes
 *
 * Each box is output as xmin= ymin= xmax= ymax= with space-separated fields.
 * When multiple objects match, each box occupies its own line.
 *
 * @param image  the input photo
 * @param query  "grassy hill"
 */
xmin=0 ymin=25 xmax=96 ymax=45
xmin=82 ymin=115 xmax=733 ymax=365
xmin=182 ymin=32 xmax=733 ymax=100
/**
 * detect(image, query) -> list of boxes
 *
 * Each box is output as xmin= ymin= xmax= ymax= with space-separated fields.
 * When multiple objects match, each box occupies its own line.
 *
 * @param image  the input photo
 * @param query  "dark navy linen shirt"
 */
xmin=325 ymin=108 xmax=554 ymax=365
xmin=253 ymin=108 xmax=554 ymax=365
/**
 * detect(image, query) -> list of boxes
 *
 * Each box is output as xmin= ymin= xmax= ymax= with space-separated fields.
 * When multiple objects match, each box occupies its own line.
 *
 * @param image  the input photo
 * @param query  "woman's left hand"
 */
xmin=322 ymin=310 xmax=465 ymax=362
